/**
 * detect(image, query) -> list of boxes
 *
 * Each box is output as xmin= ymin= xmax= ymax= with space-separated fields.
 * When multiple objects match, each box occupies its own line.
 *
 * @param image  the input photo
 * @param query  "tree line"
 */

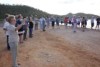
xmin=0 ymin=4 xmax=51 ymax=19
xmin=0 ymin=4 xmax=99 ymax=20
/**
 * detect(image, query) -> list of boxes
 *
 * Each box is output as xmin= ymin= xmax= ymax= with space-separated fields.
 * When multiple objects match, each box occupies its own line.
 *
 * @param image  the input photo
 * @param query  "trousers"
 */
xmin=9 ymin=42 xmax=18 ymax=67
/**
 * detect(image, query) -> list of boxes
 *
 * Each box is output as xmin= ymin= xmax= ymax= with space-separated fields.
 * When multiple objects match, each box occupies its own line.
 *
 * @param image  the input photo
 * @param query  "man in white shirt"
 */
xmin=3 ymin=15 xmax=10 ymax=50
xmin=39 ymin=17 xmax=46 ymax=31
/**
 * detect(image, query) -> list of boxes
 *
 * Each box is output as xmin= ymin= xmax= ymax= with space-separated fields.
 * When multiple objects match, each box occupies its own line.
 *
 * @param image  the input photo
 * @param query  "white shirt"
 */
xmin=76 ymin=18 xmax=80 ymax=22
xmin=91 ymin=18 xmax=95 ymax=23
xmin=3 ymin=21 xmax=9 ymax=35
xmin=71 ymin=18 xmax=74 ymax=22
xmin=7 ymin=24 xmax=19 ymax=43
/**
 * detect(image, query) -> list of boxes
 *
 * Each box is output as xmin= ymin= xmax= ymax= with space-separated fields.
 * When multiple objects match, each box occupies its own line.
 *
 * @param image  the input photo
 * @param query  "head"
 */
xmin=8 ymin=15 xmax=16 ymax=25
xmin=65 ymin=17 xmax=67 ymax=19
xmin=92 ymin=16 xmax=94 ymax=18
xmin=4 ymin=14 xmax=10 ymax=21
xmin=18 ymin=14 xmax=23 ymax=19
xmin=29 ymin=17 xmax=33 ymax=21
xmin=23 ymin=17 xmax=27 ymax=20
xmin=78 ymin=16 xmax=80 ymax=18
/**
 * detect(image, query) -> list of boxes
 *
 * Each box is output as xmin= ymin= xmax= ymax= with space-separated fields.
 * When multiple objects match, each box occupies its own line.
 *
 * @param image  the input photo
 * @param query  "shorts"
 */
xmin=18 ymin=31 xmax=24 ymax=36
xmin=18 ymin=34 xmax=23 ymax=36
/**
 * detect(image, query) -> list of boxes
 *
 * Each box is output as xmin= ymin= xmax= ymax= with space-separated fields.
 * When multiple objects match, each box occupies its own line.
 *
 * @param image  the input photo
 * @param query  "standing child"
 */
xmin=3 ymin=14 xmax=10 ymax=50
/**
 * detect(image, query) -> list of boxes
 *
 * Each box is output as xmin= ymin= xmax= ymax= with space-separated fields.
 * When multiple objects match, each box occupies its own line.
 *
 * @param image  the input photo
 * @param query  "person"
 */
xmin=95 ymin=17 xmax=100 ymax=30
xmin=60 ymin=18 xmax=64 ymax=25
xmin=91 ymin=16 xmax=95 ymax=29
xmin=39 ymin=17 xmax=46 ymax=31
xmin=29 ymin=17 xmax=34 ymax=38
xmin=84 ymin=17 xmax=87 ymax=28
xmin=23 ymin=17 xmax=28 ymax=40
xmin=46 ymin=17 xmax=50 ymax=28
xmin=68 ymin=17 xmax=72 ymax=26
xmin=72 ymin=16 xmax=77 ymax=33
xmin=51 ymin=17 xmax=55 ymax=29
xmin=16 ymin=14 xmax=24 ymax=43
xmin=56 ymin=17 xmax=60 ymax=28
xmin=7 ymin=15 xmax=24 ymax=67
xmin=71 ymin=17 xmax=74 ymax=28
xmin=34 ymin=16 xmax=39 ymax=30
xmin=76 ymin=16 xmax=81 ymax=27
xmin=64 ymin=17 xmax=69 ymax=29
xmin=81 ymin=17 xmax=86 ymax=32
xmin=3 ymin=14 xmax=10 ymax=50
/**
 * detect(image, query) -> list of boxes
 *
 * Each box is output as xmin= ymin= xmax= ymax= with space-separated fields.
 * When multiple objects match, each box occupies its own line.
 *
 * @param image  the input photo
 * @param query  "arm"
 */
xmin=15 ymin=21 xmax=25 ymax=31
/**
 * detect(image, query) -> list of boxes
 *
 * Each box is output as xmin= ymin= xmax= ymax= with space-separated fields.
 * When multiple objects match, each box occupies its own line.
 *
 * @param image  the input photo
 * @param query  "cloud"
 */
xmin=0 ymin=0 xmax=100 ymax=15
xmin=59 ymin=0 xmax=84 ymax=4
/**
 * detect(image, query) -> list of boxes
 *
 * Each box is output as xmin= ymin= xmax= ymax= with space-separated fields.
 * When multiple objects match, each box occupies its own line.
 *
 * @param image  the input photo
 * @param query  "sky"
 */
xmin=0 ymin=0 xmax=100 ymax=15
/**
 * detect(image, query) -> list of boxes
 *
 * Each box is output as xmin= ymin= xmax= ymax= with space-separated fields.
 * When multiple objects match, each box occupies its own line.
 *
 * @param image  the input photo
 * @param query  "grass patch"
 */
xmin=0 ymin=19 xmax=3 ymax=23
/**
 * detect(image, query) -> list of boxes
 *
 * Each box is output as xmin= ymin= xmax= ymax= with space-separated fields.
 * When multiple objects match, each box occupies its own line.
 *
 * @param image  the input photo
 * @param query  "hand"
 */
xmin=22 ymin=21 xmax=25 ymax=25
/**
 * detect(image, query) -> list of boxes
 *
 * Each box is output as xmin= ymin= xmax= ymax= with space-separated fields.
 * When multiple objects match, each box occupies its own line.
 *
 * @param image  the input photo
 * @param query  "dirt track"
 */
xmin=0 ymin=27 xmax=100 ymax=67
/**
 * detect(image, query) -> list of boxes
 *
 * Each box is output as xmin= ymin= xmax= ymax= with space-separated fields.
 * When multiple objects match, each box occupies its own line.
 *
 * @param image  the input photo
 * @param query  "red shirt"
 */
xmin=64 ymin=17 xmax=69 ymax=23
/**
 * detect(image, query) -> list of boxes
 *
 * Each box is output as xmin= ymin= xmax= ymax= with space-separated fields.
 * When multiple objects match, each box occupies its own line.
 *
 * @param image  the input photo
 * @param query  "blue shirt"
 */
xmin=16 ymin=19 xmax=24 ymax=31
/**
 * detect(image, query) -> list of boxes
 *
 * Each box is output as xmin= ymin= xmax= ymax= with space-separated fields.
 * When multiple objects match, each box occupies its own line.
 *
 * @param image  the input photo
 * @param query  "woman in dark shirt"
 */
xmin=16 ymin=14 xmax=24 ymax=43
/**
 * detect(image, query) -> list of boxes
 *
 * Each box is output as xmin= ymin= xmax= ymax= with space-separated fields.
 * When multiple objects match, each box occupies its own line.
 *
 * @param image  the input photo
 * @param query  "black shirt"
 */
xmin=29 ymin=21 xmax=33 ymax=28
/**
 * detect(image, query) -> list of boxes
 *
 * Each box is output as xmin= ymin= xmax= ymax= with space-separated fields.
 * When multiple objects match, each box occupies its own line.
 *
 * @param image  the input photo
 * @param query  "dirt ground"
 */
xmin=0 ymin=26 xmax=100 ymax=67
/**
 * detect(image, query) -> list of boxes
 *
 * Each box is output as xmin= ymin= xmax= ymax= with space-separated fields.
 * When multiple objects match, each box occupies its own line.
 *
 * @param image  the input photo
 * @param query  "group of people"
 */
xmin=3 ymin=14 xmax=25 ymax=67
xmin=3 ymin=14 xmax=61 ymax=67
xmin=2 ymin=13 xmax=100 ymax=67
xmin=3 ymin=14 xmax=38 ymax=67
xmin=63 ymin=16 xmax=100 ymax=32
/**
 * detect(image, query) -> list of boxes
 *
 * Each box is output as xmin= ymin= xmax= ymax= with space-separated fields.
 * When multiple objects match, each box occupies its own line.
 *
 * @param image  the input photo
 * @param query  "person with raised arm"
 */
xmin=7 ymin=15 xmax=25 ymax=67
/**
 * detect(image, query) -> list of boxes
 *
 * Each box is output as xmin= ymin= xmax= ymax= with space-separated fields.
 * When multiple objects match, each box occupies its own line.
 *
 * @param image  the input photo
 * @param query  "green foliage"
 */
xmin=0 ymin=4 xmax=51 ymax=19
xmin=0 ymin=4 xmax=99 ymax=19
xmin=0 ymin=19 xmax=3 ymax=22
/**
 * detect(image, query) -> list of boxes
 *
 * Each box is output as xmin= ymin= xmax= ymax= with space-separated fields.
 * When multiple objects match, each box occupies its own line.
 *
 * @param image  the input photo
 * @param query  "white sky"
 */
xmin=0 ymin=0 xmax=100 ymax=15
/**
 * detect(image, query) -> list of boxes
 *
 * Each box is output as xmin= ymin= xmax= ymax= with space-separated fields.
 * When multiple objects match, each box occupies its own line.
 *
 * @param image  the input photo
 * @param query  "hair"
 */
xmin=18 ymin=15 xmax=21 ymax=19
xmin=4 ymin=13 xmax=10 ymax=18
xmin=29 ymin=17 xmax=32 ymax=20
xmin=4 ymin=14 xmax=10 ymax=21
xmin=23 ymin=16 xmax=26 ymax=19
xmin=8 ymin=15 xmax=15 ymax=23
xmin=17 ymin=14 xmax=22 ymax=19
